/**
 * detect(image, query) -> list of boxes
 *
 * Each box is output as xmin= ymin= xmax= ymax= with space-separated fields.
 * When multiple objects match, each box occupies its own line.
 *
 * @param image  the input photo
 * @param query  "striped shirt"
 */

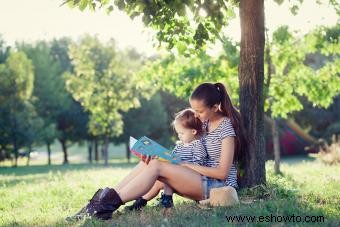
xmin=172 ymin=139 xmax=207 ymax=165
xmin=202 ymin=118 xmax=238 ymax=188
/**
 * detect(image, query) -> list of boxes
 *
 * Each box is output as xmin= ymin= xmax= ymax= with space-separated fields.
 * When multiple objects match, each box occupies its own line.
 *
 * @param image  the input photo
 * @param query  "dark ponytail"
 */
xmin=191 ymin=82 xmax=247 ymax=162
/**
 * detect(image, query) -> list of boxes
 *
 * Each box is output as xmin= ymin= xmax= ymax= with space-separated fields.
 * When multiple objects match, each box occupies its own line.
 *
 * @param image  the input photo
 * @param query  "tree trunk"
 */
xmin=272 ymin=119 xmax=281 ymax=174
xmin=126 ymin=141 xmax=131 ymax=163
xmin=59 ymin=139 xmax=69 ymax=164
xmin=47 ymin=142 xmax=51 ymax=165
xmin=101 ymin=144 xmax=105 ymax=160
xmin=103 ymin=136 xmax=109 ymax=166
xmin=88 ymin=140 xmax=93 ymax=163
xmin=94 ymin=140 xmax=99 ymax=162
xmin=26 ymin=146 xmax=32 ymax=166
xmin=13 ymin=140 xmax=18 ymax=168
xmin=239 ymin=0 xmax=266 ymax=187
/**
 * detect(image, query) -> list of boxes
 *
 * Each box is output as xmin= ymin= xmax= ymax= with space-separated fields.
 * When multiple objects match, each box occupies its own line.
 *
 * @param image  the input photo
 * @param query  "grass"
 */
xmin=0 ymin=158 xmax=339 ymax=226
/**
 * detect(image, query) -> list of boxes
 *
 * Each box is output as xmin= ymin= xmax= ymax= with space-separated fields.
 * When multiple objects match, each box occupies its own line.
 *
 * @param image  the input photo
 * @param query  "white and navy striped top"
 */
xmin=202 ymin=118 xmax=238 ymax=188
xmin=172 ymin=139 xmax=207 ymax=165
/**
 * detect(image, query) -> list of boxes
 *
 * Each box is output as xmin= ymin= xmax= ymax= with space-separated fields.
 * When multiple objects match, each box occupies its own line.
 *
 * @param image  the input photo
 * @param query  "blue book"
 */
xmin=129 ymin=136 xmax=180 ymax=164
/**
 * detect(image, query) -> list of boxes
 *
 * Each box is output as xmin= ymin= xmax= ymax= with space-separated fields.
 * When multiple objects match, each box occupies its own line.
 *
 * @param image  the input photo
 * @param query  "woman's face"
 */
xmin=189 ymin=99 xmax=218 ymax=122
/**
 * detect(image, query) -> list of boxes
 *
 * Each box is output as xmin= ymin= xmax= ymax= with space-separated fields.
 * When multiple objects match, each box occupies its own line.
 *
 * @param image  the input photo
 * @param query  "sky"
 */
xmin=0 ymin=0 xmax=338 ymax=56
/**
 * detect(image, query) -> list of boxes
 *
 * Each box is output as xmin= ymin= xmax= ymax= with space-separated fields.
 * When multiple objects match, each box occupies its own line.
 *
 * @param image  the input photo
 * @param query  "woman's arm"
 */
xmin=182 ymin=137 xmax=235 ymax=180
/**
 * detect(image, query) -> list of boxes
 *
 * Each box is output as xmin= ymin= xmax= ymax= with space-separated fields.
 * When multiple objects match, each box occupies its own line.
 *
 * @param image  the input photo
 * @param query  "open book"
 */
xmin=129 ymin=136 xmax=180 ymax=164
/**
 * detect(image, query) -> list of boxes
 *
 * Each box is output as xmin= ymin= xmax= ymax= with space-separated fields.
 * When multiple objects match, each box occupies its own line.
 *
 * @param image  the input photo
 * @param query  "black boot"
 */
xmin=66 ymin=188 xmax=104 ymax=221
xmin=93 ymin=187 xmax=124 ymax=220
xmin=125 ymin=197 xmax=148 ymax=211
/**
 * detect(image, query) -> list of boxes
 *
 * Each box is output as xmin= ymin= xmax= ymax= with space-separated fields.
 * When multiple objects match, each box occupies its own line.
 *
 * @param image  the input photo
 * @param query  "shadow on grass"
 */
xmin=0 ymin=161 xmax=138 ymax=176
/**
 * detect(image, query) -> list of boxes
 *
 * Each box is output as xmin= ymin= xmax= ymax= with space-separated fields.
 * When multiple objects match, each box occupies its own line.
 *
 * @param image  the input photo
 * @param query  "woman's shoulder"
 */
xmin=210 ymin=117 xmax=235 ymax=139
xmin=220 ymin=117 xmax=233 ymax=128
xmin=213 ymin=117 xmax=233 ymax=131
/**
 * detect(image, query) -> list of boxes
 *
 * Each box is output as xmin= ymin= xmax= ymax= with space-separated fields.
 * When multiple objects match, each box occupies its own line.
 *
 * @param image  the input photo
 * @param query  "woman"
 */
xmin=69 ymin=82 xmax=246 ymax=220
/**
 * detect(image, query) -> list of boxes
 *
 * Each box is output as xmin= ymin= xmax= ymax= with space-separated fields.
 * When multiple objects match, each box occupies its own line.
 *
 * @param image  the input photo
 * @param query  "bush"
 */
xmin=317 ymin=135 xmax=340 ymax=165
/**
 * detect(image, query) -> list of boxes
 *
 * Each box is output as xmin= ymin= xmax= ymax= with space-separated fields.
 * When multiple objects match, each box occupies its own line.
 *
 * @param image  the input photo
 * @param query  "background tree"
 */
xmin=0 ymin=37 xmax=10 ymax=161
xmin=264 ymin=25 xmax=339 ymax=173
xmin=64 ymin=36 xmax=146 ymax=165
xmin=0 ymin=36 xmax=10 ymax=64
xmin=294 ymin=96 xmax=340 ymax=142
xmin=293 ymin=24 xmax=340 ymax=142
xmin=51 ymin=38 xmax=90 ymax=164
xmin=21 ymin=105 xmax=44 ymax=166
xmin=18 ymin=41 xmax=62 ymax=165
xmin=0 ymin=51 xmax=36 ymax=167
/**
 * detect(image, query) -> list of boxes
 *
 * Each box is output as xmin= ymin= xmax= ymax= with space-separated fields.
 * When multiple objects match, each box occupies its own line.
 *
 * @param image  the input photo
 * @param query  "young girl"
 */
xmin=69 ymin=82 xmax=246 ymax=220
xmin=126 ymin=108 xmax=207 ymax=210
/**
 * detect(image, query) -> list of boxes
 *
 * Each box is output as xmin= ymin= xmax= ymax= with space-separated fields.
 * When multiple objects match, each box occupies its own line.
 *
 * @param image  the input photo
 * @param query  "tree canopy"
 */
xmin=64 ymin=36 xmax=143 ymax=137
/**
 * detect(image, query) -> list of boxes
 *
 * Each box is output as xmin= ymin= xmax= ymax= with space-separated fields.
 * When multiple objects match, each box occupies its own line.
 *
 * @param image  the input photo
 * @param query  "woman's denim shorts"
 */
xmin=201 ymin=176 xmax=226 ymax=199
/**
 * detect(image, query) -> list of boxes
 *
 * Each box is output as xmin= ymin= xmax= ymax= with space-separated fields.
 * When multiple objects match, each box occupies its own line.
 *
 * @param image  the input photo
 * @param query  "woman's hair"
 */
xmin=172 ymin=108 xmax=203 ymax=137
xmin=190 ymin=82 xmax=247 ymax=162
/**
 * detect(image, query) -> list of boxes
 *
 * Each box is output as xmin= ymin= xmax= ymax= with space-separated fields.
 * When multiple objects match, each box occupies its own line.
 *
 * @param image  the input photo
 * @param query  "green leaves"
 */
xmin=0 ymin=51 xmax=34 ymax=101
xmin=265 ymin=25 xmax=340 ymax=118
xmin=137 ymin=39 xmax=240 ymax=105
xmin=0 ymin=49 xmax=45 ymax=159
xmin=64 ymin=36 xmax=148 ymax=137
xmin=193 ymin=23 xmax=209 ymax=47
xmin=66 ymin=0 xmax=237 ymax=53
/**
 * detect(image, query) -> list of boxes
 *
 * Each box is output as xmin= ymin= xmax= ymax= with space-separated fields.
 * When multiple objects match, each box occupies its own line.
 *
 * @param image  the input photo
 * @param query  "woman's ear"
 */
xmin=192 ymin=129 xmax=197 ymax=135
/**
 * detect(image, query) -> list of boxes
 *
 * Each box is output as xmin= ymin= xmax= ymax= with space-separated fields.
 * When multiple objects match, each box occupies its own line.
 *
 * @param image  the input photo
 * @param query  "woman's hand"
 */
xmin=180 ymin=162 xmax=193 ymax=169
xmin=140 ymin=155 xmax=158 ymax=164
xmin=141 ymin=154 xmax=152 ymax=164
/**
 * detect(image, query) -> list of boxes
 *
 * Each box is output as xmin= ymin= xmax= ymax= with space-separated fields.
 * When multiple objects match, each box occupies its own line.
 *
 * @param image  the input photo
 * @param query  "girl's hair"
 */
xmin=190 ymin=82 xmax=247 ymax=162
xmin=172 ymin=108 xmax=203 ymax=137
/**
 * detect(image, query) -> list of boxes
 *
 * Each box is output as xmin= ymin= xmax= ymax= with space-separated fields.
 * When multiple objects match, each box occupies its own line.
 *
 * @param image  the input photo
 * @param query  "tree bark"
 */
xmin=239 ymin=0 xmax=266 ymax=187
xmin=94 ymin=139 xmax=99 ymax=162
xmin=13 ymin=140 xmax=18 ymax=168
xmin=101 ymin=144 xmax=105 ymax=160
xmin=88 ymin=140 xmax=93 ymax=163
xmin=126 ymin=141 xmax=131 ymax=163
xmin=59 ymin=139 xmax=69 ymax=164
xmin=103 ymin=136 xmax=109 ymax=166
xmin=47 ymin=142 xmax=51 ymax=165
xmin=26 ymin=146 xmax=32 ymax=166
xmin=271 ymin=119 xmax=281 ymax=174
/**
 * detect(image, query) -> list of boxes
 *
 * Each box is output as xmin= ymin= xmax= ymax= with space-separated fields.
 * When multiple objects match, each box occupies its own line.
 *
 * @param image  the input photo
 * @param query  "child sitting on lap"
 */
xmin=126 ymin=108 xmax=207 ymax=210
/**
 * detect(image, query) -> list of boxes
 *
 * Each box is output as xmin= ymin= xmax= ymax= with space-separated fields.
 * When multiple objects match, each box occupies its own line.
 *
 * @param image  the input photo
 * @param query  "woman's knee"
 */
xmin=147 ymin=159 xmax=161 ymax=173
xmin=138 ymin=161 xmax=147 ymax=167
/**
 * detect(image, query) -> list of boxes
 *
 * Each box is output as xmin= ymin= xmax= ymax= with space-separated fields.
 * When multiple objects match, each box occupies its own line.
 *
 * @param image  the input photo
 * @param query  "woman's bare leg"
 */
xmin=115 ymin=161 xmax=147 ymax=191
xmin=116 ymin=160 xmax=203 ymax=202
xmin=142 ymin=180 xmax=164 ymax=201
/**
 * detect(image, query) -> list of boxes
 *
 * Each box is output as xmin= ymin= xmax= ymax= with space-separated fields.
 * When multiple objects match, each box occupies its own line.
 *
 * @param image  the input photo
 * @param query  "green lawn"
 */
xmin=0 ymin=158 xmax=339 ymax=226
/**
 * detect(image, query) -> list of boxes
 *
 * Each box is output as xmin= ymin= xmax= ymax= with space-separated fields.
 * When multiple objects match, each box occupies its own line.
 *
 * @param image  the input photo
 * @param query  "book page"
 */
xmin=129 ymin=136 xmax=137 ymax=150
